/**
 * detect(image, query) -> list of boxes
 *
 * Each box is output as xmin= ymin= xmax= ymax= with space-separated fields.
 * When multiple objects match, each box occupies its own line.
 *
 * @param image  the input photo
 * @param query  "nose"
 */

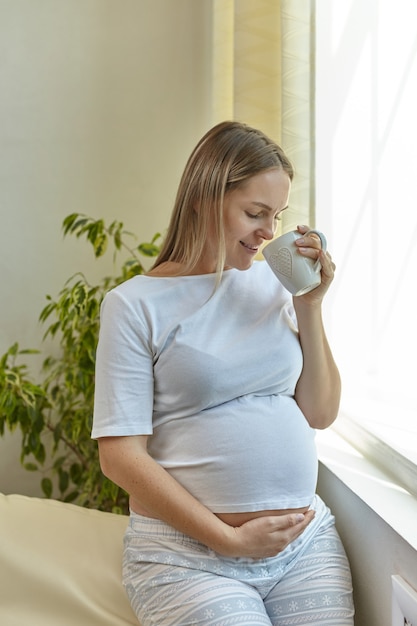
xmin=257 ymin=220 xmax=276 ymax=241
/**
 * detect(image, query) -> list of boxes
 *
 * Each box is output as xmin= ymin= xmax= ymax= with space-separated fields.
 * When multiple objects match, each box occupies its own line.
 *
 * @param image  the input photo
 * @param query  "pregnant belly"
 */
xmin=150 ymin=397 xmax=318 ymax=518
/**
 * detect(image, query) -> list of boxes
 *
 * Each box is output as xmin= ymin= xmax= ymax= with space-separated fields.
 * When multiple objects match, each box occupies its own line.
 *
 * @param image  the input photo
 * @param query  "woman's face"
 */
xmin=221 ymin=168 xmax=291 ymax=271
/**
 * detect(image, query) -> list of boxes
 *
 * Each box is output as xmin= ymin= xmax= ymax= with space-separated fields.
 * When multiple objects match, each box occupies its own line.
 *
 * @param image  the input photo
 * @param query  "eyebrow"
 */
xmin=252 ymin=202 xmax=289 ymax=212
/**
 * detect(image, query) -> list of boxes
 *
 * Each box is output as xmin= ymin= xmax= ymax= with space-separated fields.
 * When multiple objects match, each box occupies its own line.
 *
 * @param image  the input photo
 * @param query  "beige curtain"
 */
xmin=211 ymin=0 xmax=314 ymax=231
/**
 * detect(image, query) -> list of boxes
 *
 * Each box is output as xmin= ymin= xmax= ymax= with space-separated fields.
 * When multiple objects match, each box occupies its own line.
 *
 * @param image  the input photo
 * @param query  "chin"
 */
xmin=236 ymin=260 xmax=255 ymax=271
xmin=225 ymin=254 xmax=255 ymax=271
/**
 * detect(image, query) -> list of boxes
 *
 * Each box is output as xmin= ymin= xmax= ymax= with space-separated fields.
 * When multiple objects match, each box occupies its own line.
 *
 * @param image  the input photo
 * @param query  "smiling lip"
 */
xmin=240 ymin=241 xmax=259 ymax=253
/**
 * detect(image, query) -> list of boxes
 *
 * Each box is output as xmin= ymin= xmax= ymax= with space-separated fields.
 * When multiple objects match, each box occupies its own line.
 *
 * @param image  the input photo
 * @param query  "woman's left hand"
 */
xmin=293 ymin=224 xmax=336 ymax=304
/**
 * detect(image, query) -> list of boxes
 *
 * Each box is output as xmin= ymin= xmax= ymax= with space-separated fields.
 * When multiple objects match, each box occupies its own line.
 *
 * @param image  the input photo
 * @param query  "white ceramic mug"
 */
xmin=262 ymin=229 xmax=327 ymax=296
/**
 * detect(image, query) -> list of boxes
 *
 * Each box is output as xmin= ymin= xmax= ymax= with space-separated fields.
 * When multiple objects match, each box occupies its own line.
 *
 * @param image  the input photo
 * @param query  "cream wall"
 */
xmin=0 ymin=0 xmax=212 ymax=495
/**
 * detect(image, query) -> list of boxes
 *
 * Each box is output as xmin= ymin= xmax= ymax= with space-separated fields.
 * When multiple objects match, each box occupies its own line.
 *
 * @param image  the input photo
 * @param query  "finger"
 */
xmin=267 ymin=511 xmax=315 ymax=555
xmin=292 ymin=509 xmax=315 ymax=527
xmin=295 ymin=236 xmax=324 ymax=262
xmin=281 ymin=510 xmax=315 ymax=540
xmin=271 ymin=509 xmax=315 ymax=531
xmin=319 ymin=250 xmax=336 ymax=275
xmin=296 ymin=224 xmax=310 ymax=234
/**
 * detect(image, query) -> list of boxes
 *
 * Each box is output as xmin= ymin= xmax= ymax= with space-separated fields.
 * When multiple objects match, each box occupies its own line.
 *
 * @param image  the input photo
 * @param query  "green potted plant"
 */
xmin=0 ymin=214 xmax=160 ymax=513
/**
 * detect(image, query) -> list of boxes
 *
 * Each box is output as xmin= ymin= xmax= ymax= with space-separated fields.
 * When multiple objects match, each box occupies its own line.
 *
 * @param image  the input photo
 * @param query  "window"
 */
xmin=315 ymin=0 xmax=417 ymax=496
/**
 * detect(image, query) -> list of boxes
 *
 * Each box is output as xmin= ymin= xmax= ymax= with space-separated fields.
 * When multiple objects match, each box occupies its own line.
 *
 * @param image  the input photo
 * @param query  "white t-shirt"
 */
xmin=92 ymin=261 xmax=317 ymax=512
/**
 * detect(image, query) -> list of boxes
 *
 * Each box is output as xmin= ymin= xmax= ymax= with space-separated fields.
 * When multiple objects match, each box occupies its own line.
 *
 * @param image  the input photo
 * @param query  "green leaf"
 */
xmin=64 ymin=490 xmax=79 ymax=503
xmin=58 ymin=469 xmax=69 ymax=493
xmin=34 ymin=443 xmax=46 ymax=465
xmin=70 ymin=463 xmax=82 ymax=485
xmin=5 ymin=371 xmax=19 ymax=385
xmin=53 ymin=422 xmax=62 ymax=444
xmin=41 ymin=478 xmax=53 ymax=498
xmin=39 ymin=301 xmax=57 ymax=323
xmin=113 ymin=229 xmax=122 ymax=250
xmin=9 ymin=343 xmax=19 ymax=356
xmin=52 ymin=455 xmax=66 ymax=470
xmin=62 ymin=213 xmax=82 ymax=235
xmin=23 ymin=462 xmax=38 ymax=472
xmin=72 ymin=218 xmax=89 ymax=234
xmin=18 ymin=349 xmax=40 ymax=356
xmin=72 ymin=283 xmax=88 ymax=308
xmin=138 ymin=242 xmax=160 ymax=257
xmin=92 ymin=233 xmax=108 ymax=257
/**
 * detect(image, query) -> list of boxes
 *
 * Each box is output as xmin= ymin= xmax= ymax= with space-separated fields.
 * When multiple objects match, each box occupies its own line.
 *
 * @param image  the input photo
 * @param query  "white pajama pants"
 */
xmin=123 ymin=495 xmax=354 ymax=626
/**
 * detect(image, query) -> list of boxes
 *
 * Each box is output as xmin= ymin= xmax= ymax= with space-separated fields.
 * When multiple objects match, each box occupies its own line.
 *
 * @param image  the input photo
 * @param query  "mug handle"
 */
xmin=303 ymin=229 xmax=327 ymax=269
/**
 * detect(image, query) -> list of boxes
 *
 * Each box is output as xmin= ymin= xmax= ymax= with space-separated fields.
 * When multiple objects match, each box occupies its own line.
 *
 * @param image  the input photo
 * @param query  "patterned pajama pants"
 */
xmin=123 ymin=495 xmax=354 ymax=625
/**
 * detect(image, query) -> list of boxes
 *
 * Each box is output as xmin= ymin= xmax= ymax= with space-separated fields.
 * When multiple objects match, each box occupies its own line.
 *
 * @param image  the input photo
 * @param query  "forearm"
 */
xmin=98 ymin=435 xmax=235 ymax=553
xmin=293 ymin=299 xmax=341 ymax=429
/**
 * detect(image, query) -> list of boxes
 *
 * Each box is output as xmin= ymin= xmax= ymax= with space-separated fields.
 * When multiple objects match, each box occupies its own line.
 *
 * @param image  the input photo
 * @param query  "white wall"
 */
xmin=318 ymin=464 xmax=417 ymax=626
xmin=0 ymin=0 xmax=213 ymax=495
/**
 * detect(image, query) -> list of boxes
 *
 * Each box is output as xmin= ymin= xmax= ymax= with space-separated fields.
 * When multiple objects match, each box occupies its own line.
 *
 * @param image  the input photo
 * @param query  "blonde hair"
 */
xmin=152 ymin=121 xmax=294 ymax=276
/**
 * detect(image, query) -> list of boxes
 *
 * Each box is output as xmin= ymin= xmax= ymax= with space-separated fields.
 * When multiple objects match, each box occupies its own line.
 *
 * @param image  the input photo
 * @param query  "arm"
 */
xmin=98 ymin=434 xmax=315 ymax=558
xmin=292 ymin=226 xmax=341 ymax=429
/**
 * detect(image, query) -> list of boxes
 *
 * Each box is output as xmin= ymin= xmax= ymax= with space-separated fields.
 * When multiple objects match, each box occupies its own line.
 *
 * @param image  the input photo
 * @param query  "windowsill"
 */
xmin=316 ymin=428 xmax=417 ymax=553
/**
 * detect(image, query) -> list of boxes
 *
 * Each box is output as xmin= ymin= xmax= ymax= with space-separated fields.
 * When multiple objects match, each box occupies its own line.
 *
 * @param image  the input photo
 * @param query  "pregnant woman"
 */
xmin=92 ymin=121 xmax=354 ymax=625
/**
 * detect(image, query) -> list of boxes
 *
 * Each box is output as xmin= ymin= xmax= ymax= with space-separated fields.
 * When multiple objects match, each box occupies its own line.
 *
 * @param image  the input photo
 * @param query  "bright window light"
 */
xmin=315 ymin=0 xmax=417 ymax=475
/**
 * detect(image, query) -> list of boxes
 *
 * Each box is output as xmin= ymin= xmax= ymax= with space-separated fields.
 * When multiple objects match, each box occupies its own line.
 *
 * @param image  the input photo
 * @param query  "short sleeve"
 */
xmin=91 ymin=288 xmax=154 ymax=438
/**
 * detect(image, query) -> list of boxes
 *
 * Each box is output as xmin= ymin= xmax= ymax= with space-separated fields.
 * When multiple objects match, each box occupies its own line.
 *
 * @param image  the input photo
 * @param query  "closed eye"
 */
xmin=246 ymin=211 xmax=284 ymax=222
xmin=246 ymin=205 xmax=288 ymax=221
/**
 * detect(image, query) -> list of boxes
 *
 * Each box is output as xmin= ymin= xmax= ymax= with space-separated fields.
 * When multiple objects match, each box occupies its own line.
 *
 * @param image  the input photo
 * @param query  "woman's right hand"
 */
xmin=221 ymin=510 xmax=315 ymax=559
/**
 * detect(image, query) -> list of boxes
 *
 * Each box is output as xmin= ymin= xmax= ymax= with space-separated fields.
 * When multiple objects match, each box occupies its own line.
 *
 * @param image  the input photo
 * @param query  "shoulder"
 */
xmin=100 ymin=275 xmax=163 ymax=322
xmin=105 ymin=274 xmax=168 ymax=302
xmin=101 ymin=273 xmax=213 ymax=319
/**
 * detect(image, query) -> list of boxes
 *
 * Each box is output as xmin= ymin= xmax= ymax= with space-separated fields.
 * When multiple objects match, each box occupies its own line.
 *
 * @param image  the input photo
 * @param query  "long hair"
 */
xmin=151 ymin=121 xmax=294 ymax=276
